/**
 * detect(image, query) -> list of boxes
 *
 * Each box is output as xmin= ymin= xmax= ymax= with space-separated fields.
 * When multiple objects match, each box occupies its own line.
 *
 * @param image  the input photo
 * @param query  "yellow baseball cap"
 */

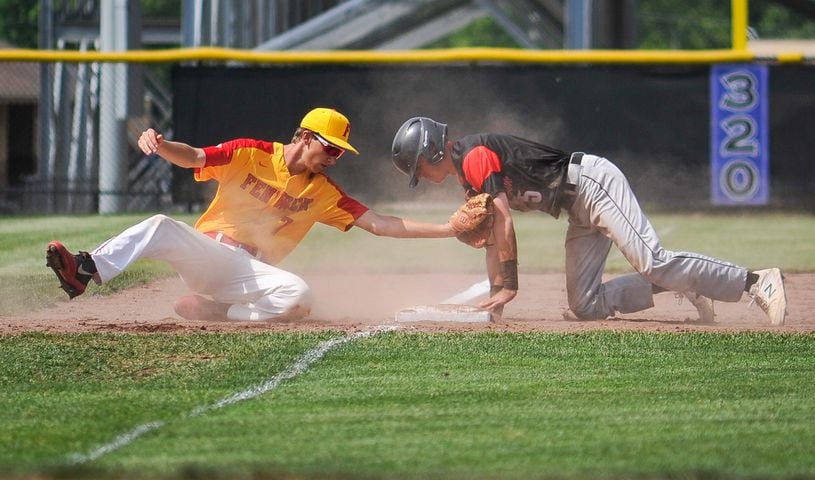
xmin=300 ymin=108 xmax=359 ymax=155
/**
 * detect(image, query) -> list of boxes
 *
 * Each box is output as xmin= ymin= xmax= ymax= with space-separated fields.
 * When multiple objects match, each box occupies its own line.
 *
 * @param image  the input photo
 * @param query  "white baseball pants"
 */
xmin=90 ymin=214 xmax=312 ymax=321
xmin=563 ymin=155 xmax=748 ymax=320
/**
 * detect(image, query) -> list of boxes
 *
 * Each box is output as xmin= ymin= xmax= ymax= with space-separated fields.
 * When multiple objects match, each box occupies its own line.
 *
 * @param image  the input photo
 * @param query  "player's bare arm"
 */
xmin=479 ymin=193 xmax=518 ymax=310
xmin=138 ymin=128 xmax=205 ymax=169
xmin=484 ymin=241 xmax=502 ymax=289
xmin=353 ymin=210 xmax=455 ymax=238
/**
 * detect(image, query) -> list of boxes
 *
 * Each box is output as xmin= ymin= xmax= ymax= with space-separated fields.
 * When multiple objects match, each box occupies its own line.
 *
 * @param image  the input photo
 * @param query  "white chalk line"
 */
xmin=67 ymin=324 xmax=400 ymax=465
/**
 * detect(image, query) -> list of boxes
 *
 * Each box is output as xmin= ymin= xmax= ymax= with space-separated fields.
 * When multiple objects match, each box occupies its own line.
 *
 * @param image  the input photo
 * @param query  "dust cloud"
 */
xmin=347 ymin=68 xmax=570 ymax=208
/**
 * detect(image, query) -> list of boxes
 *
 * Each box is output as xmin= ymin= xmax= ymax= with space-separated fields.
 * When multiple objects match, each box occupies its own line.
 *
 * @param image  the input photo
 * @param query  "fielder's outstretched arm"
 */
xmin=353 ymin=210 xmax=455 ymax=239
xmin=138 ymin=128 xmax=205 ymax=169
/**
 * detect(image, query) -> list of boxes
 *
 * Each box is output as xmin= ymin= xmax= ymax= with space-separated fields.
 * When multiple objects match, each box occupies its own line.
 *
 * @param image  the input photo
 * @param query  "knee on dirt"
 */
xmin=277 ymin=277 xmax=312 ymax=320
xmin=568 ymin=298 xmax=604 ymax=321
xmin=173 ymin=294 xmax=229 ymax=321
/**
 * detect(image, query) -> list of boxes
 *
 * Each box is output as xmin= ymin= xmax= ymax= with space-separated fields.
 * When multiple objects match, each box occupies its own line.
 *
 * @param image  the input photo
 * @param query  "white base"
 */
xmin=395 ymin=304 xmax=492 ymax=323
xmin=441 ymin=279 xmax=491 ymax=304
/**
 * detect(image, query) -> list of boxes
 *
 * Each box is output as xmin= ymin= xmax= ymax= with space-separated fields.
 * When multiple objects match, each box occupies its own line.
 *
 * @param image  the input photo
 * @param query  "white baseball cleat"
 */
xmin=749 ymin=268 xmax=788 ymax=326
xmin=683 ymin=292 xmax=715 ymax=324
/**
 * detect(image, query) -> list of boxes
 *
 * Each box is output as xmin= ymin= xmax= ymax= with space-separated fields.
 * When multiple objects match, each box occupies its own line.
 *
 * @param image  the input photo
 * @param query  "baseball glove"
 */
xmin=449 ymin=193 xmax=494 ymax=248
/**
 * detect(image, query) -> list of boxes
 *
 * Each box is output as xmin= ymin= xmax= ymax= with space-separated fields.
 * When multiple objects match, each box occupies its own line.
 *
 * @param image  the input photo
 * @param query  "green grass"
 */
xmin=1 ymin=331 xmax=814 ymax=479
xmin=2 ymin=211 xmax=815 ymax=478
xmin=0 ymin=332 xmax=332 ymax=476
xmin=282 ymin=209 xmax=815 ymax=275
xmin=0 ymin=214 xmax=181 ymax=314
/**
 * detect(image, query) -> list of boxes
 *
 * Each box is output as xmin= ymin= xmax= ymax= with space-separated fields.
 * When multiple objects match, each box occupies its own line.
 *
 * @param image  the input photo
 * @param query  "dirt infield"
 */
xmin=2 ymin=273 xmax=813 ymax=334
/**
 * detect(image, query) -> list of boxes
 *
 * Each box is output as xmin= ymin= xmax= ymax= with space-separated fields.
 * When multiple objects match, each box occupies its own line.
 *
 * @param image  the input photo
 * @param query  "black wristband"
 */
xmin=501 ymin=260 xmax=519 ymax=291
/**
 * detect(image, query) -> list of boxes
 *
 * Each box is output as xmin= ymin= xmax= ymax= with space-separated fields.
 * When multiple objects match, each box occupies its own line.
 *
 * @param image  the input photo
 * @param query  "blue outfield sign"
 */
xmin=710 ymin=64 xmax=769 ymax=205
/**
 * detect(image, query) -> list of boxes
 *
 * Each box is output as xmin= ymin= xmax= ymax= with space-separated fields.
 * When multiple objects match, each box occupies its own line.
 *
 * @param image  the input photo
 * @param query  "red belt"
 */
xmin=204 ymin=231 xmax=259 ymax=257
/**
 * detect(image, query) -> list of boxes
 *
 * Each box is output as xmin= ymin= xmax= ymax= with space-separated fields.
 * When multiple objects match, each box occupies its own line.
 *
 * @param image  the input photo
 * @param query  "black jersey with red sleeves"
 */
xmin=451 ymin=133 xmax=571 ymax=218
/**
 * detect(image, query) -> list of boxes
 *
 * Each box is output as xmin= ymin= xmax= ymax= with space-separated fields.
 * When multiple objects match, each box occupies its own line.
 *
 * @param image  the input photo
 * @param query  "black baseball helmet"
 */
xmin=391 ymin=117 xmax=448 ymax=188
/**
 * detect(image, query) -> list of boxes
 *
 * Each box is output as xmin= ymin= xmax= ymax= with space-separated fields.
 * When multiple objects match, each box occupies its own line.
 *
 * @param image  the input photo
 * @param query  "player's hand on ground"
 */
xmin=479 ymin=288 xmax=516 ymax=313
xmin=138 ymin=128 xmax=164 ymax=155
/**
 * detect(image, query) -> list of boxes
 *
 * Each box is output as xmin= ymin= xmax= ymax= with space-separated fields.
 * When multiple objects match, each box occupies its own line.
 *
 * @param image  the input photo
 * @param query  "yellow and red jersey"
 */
xmin=193 ymin=138 xmax=368 ymax=265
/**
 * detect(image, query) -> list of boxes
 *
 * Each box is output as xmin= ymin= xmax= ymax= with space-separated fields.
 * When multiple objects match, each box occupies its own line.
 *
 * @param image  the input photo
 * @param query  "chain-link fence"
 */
xmin=0 ymin=55 xmax=173 ymax=215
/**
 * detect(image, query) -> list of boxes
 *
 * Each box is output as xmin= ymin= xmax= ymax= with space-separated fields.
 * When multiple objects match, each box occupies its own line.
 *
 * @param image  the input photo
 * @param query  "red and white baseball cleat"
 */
xmin=45 ymin=241 xmax=97 ymax=299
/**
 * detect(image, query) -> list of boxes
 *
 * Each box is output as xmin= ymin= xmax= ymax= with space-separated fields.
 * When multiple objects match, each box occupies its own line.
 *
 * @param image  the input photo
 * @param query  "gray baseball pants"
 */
xmin=563 ymin=154 xmax=748 ymax=320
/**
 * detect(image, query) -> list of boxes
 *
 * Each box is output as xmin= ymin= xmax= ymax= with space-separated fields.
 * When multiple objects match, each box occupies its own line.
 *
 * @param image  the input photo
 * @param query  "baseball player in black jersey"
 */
xmin=391 ymin=117 xmax=788 ymax=325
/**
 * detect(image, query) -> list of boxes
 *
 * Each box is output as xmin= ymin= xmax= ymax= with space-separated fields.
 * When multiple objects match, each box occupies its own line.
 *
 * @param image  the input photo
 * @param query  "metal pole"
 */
xmin=732 ymin=0 xmax=748 ymax=50
xmin=567 ymin=0 xmax=592 ymax=49
xmin=181 ymin=0 xmax=200 ymax=47
xmin=38 ymin=0 xmax=54 ymax=212
xmin=67 ymin=40 xmax=89 ymax=212
xmin=98 ymin=0 xmax=128 ymax=213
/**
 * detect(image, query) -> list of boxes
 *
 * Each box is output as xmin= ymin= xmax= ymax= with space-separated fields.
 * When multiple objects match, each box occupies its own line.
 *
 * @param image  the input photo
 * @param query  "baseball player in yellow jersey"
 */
xmin=45 ymin=108 xmax=455 ymax=322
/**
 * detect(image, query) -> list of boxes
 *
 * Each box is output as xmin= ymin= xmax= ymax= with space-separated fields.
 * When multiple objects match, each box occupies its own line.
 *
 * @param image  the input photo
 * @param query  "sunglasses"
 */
xmin=312 ymin=133 xmax=345 ymax=158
